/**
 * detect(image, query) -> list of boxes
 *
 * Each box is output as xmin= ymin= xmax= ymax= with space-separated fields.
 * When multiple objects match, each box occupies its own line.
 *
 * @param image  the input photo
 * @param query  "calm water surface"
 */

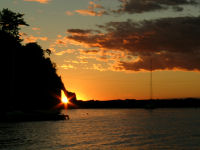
xmin=0 ymin=108 xmax=200 ymax=150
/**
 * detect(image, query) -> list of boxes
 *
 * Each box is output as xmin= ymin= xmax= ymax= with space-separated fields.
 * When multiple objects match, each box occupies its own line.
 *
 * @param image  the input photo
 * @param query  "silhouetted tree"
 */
xmin=0 ymin=9 xmax=76 ymax=113
xmin=45 ymin=49 xmax=52 ymax=56
xmin=0 ymin=8 xmax=29 ymax=39
xmin=14 ymin=42 xmax=64 ymax=110
xmin=0 ymin=9 xmax=29 ymax=109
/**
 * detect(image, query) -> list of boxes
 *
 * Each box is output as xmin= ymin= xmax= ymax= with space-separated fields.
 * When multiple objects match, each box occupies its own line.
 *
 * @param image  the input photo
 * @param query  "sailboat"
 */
xmin=145 ymin=57 xmax=156 ymax=109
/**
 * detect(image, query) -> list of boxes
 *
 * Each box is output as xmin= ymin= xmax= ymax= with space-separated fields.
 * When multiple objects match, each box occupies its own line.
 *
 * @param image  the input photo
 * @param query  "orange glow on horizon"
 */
xmin=60 ymin=70 xmax=200 ymax=101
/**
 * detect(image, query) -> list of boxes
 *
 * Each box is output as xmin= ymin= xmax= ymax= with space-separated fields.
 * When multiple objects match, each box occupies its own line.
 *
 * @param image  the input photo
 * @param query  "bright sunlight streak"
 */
xmin=61 ymin=90 xmax=68 ymax=104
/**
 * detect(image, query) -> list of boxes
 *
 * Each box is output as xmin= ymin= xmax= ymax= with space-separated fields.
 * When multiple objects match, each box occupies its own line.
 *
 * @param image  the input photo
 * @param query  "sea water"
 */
xmin=0 ymin=108 xmax=200 ymax=150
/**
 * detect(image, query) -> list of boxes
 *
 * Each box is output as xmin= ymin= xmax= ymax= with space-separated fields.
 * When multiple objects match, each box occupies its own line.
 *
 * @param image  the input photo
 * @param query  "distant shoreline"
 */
xmin=1 ymin=98 xmax=199 ymax=122
xmin=70 ymin=98 xmax=200 ymax=109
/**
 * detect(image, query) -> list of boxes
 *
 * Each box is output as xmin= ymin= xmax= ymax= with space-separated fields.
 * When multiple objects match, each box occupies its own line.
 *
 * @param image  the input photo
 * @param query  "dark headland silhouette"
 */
xmin=0 ymin=8 xmax=76 ymax=122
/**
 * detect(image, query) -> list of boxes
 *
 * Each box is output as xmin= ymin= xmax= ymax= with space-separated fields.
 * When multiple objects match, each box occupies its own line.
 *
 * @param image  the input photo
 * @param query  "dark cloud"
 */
xmin=115 ymin=0 xmax=197 ymax=13
xmin=82 ymin=49 xmax=99 ymax=54
xmin=116 ymin=51 xmax=200 ymax=71
xmin=67 ymin=29 xmax=100 ymax=36
xmin=66 ymin=16 xmax=200 ymax=71
xmin=68 ymin=29 xmax=93 ymax=34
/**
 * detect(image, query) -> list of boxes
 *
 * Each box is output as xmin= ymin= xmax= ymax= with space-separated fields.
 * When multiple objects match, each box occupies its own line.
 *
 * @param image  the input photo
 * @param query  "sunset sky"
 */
xmin=1 ymin=0 xmax=200 ymax=100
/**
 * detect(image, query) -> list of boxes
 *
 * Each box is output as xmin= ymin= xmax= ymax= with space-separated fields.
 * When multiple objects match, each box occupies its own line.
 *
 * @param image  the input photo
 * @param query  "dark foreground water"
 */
xmin=0 ymin=108 xmax=200 ymax=150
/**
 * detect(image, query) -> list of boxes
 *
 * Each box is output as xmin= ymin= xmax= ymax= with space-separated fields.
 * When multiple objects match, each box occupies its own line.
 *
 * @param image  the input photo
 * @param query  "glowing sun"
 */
xmin=61 ymin=90 xmax=68 ymax=104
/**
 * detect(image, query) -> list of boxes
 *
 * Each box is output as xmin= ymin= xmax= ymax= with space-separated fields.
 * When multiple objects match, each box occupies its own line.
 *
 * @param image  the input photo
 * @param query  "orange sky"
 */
xmin=59 ymin=69 xmax=200 ymax=100
xmin=1 ymin=0 xmax=200 ymax=100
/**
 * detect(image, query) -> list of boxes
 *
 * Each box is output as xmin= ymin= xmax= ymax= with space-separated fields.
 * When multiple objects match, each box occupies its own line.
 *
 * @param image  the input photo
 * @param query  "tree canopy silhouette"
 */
xmin=0 ymin=8 xmax=29 ymax=39
xmin=0 ymin=8 xmax=76 ymax=113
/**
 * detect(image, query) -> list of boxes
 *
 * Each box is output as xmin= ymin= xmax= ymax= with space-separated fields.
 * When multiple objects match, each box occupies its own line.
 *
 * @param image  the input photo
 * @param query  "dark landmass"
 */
xmin=0 ymin=8 xmax=76 ymax=122
xmin=69 ymin=98 xmax=200 ymax=109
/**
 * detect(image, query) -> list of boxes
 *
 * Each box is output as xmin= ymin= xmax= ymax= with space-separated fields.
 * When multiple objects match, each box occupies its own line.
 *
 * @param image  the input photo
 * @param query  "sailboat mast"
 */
xmin=150 ymin=58 xmax=153 ymax=100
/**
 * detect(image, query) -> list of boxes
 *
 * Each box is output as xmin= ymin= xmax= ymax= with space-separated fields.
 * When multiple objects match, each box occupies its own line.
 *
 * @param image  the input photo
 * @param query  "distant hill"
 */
xmin=71 ymin=98 xmax=200 ymax=109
